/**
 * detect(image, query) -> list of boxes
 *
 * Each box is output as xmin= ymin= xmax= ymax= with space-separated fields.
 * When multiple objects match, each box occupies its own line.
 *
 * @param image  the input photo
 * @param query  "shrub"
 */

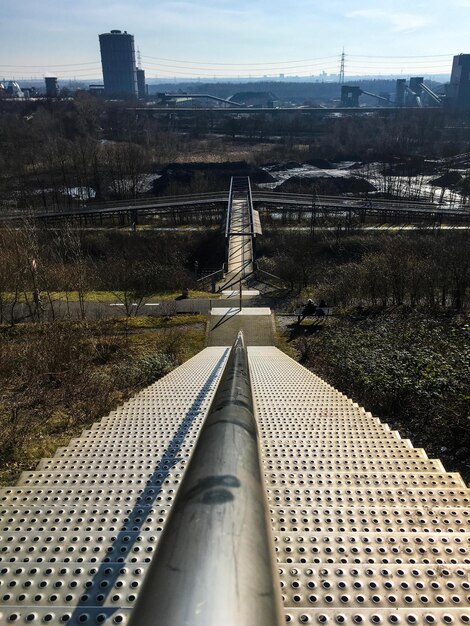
xmin=111 ymin=352 xmax=174 ymax=388
xmin=298 ymin=314 xmax=470 ymax=482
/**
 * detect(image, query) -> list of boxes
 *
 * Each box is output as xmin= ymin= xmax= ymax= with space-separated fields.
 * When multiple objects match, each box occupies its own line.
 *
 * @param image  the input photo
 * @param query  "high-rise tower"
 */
xmin=99 ymin=30 xmax=137 ymax=99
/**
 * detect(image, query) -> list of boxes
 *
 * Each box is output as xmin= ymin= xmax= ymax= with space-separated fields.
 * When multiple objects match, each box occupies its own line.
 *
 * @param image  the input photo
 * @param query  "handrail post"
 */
xmin=128 ymin=332 xmax=284 ymax=626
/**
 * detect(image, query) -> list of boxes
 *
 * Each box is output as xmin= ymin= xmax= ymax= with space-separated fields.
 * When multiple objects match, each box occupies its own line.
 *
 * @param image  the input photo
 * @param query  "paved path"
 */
xmin=3 ymin=298 xmax=225 ymax=323
xmin=206 ymin=307 xmax=274 ymax=346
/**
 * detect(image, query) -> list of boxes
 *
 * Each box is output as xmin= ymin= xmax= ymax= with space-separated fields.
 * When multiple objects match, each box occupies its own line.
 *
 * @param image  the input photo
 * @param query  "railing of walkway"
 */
xmin=246 ymin=177 xmax=258 ymax=267
xmin=247 ymin=176 xmax=255 ymax=235
xmin=128 ymin=331 xmax=284 ymax=626
xmin=225 ymin=176 xmax=234 ymax=239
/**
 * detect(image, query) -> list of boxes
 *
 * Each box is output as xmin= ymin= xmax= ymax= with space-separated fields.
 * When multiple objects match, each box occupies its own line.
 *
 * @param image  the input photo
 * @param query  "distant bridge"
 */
xmin=130 ymin=106 xmax=443 ymax=115
xmin=3 ymin=189 xmax=470 ymax=227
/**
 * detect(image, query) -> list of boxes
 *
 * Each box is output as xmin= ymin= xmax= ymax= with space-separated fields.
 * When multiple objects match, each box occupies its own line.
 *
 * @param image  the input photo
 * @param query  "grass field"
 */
xmin=3 ymin=290 xmax=220 ymax=303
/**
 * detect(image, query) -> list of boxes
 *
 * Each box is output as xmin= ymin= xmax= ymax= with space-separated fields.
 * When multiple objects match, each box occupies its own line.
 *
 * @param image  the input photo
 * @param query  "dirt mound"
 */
xmin=264 ymin=161 xmax=302 ymax=172
xmin=154 ymin=161 xmax=275 ymax=194
xmin=276 ymin=175 xmax=376 ymax=195
xmin=429 ymin=171 xmax=463 ymax=188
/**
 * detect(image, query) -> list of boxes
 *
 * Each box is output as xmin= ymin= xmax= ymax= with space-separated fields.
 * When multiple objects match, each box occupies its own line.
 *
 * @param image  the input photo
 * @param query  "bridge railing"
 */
xmin=5 ymin=189 xmax=470 ymax=223
xmin=196 ymin=266 xmax=224 ymax=291
xmin=247 ymin=176 xmax=256 ymax=235
xmin=224 ymin=176 xmax=234 ymax=239
xmin=255 ymin=267 xmax=286 ymax=289
xmin=128 ymin=331 xmax=283 ymax=626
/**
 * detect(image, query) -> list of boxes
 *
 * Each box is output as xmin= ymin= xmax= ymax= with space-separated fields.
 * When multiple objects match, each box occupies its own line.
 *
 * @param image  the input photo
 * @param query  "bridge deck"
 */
xmin=226 ymin=197 xmax=254 ymax=276
xmin=0 ymin=347 xmax=468 ymax=624
xmin=224 ymin=177 xmax=256 ymax=287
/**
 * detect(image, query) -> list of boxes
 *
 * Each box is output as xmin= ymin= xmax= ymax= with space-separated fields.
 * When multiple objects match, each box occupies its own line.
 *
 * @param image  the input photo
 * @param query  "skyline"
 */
xmin=1 ymin=0 xmax=469 ymax=80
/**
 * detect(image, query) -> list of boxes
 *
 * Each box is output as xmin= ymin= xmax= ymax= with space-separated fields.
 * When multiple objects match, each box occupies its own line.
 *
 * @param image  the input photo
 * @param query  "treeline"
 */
xmin=259 ymin=230 xmax=470 ymax=310
xmin=0 ymin=225 xmax=224 ymax=323
xmin=2 ymin=97 xmax=470 ymax=216
xmin=0 ymin=97 xmax=188 ymax=212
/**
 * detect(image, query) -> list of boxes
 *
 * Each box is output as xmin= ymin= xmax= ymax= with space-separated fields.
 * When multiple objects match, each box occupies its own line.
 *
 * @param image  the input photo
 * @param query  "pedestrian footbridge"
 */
xmin=221 ymin=176 xmax=261 ymax=290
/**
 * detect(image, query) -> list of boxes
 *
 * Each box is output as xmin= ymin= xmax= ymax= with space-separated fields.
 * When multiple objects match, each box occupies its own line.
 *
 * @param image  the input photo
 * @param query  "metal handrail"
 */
xmin=88 ymin=191 xmax=229 ymax=209
xmin=128 ymin=332 xmax=284 ymax=626
xmin=224 ymin=176 xmax=234 ymax=239
xmin=247 ymin=176 xmax=256 ymax=236
xmin=196 ymin=267 xmax=224 ymax=283
xmin=256 ymin=267 xmax=285 ymax=284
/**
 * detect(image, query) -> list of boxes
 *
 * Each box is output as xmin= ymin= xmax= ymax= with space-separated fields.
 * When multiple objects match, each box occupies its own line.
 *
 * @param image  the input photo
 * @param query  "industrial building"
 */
xmin=229 ymin=91 xmax=278 ymax=107
xmin=45 ymin=76 xmax=58 ymax=98
xmin=449 ymin=54 xmax=470 ymax=108
xmin=136 ymin=68 xmax=146 ymax=99
xmin=99 ymin=29 xmax=138 ymax=99
xmin=0 ymin=81 xmax=24 ymax=99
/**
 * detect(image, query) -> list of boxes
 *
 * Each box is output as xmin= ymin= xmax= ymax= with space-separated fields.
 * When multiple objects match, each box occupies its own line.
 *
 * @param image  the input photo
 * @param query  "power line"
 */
xmin=0 ymin=61 xmax=101 ymax=68
xmin=141 ymin=52 xmax=456 ymax=67
xmin=0 ymin=52 xmax=457 ymax=70
xmin=0 ymin=50 xmax=457 ymax=81
xmin=349 ymin=53 xmax=453 ymax=59
xmin=142 ymin=60 xmax=342 ymax=73
xmin=146 ymin=65 xmax=338 ymax=78
xmin=346 ymin=65 xmax=451 ymax=71
xmin=141 ymin=54 xmax=340 ymax=67
xmin=346 ymin=59 xmax=451 ymax=66
xmin=2 ymin=72 xmax=103 ymax=80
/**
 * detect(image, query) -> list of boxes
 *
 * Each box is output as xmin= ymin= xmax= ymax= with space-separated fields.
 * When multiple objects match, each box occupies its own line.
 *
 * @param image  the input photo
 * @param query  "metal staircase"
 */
xmin=249 ymin=347 xmax=469 ymax=625
xmin=0 ymin=341 xmax=468 ymax=625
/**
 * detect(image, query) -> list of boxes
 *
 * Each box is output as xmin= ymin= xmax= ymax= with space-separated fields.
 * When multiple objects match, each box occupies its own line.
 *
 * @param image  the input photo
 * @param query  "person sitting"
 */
xmin=298 ymin=299 xmax=316 ymax=323
xmin=316 ymin=299 xmax=327 ymax=317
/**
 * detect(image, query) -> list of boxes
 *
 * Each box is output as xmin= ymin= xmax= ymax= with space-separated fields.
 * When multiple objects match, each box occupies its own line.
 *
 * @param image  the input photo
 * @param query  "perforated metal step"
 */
xmin=248 ymin=347 xmax=470 ymax=626
xmin=0 ymin=345 xmax=468 ymax=626
xmin=0 ymin=347 xmax=229 ymax=624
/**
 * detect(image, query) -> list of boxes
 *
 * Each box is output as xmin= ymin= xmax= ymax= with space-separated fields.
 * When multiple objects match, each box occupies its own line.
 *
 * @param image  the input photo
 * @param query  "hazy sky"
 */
xmin=1 ymin=0 xmax=469 ymax=79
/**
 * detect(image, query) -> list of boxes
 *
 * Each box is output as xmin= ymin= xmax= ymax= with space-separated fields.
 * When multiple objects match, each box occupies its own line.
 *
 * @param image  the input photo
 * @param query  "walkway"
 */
xmin=220 ymin=176 xmax=260 ymax=291
xmin=206 ymin=306 xmax=274 ymax=346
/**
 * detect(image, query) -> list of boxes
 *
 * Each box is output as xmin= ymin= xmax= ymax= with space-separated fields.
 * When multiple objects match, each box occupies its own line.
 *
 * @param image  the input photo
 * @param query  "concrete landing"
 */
xmin=210 ymin=307 xmax=271 ymax=316
xmin=206 ymin=308 xmax=274 ymax=346
xmin=221 ymin=289 xmax=260 ymax=298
